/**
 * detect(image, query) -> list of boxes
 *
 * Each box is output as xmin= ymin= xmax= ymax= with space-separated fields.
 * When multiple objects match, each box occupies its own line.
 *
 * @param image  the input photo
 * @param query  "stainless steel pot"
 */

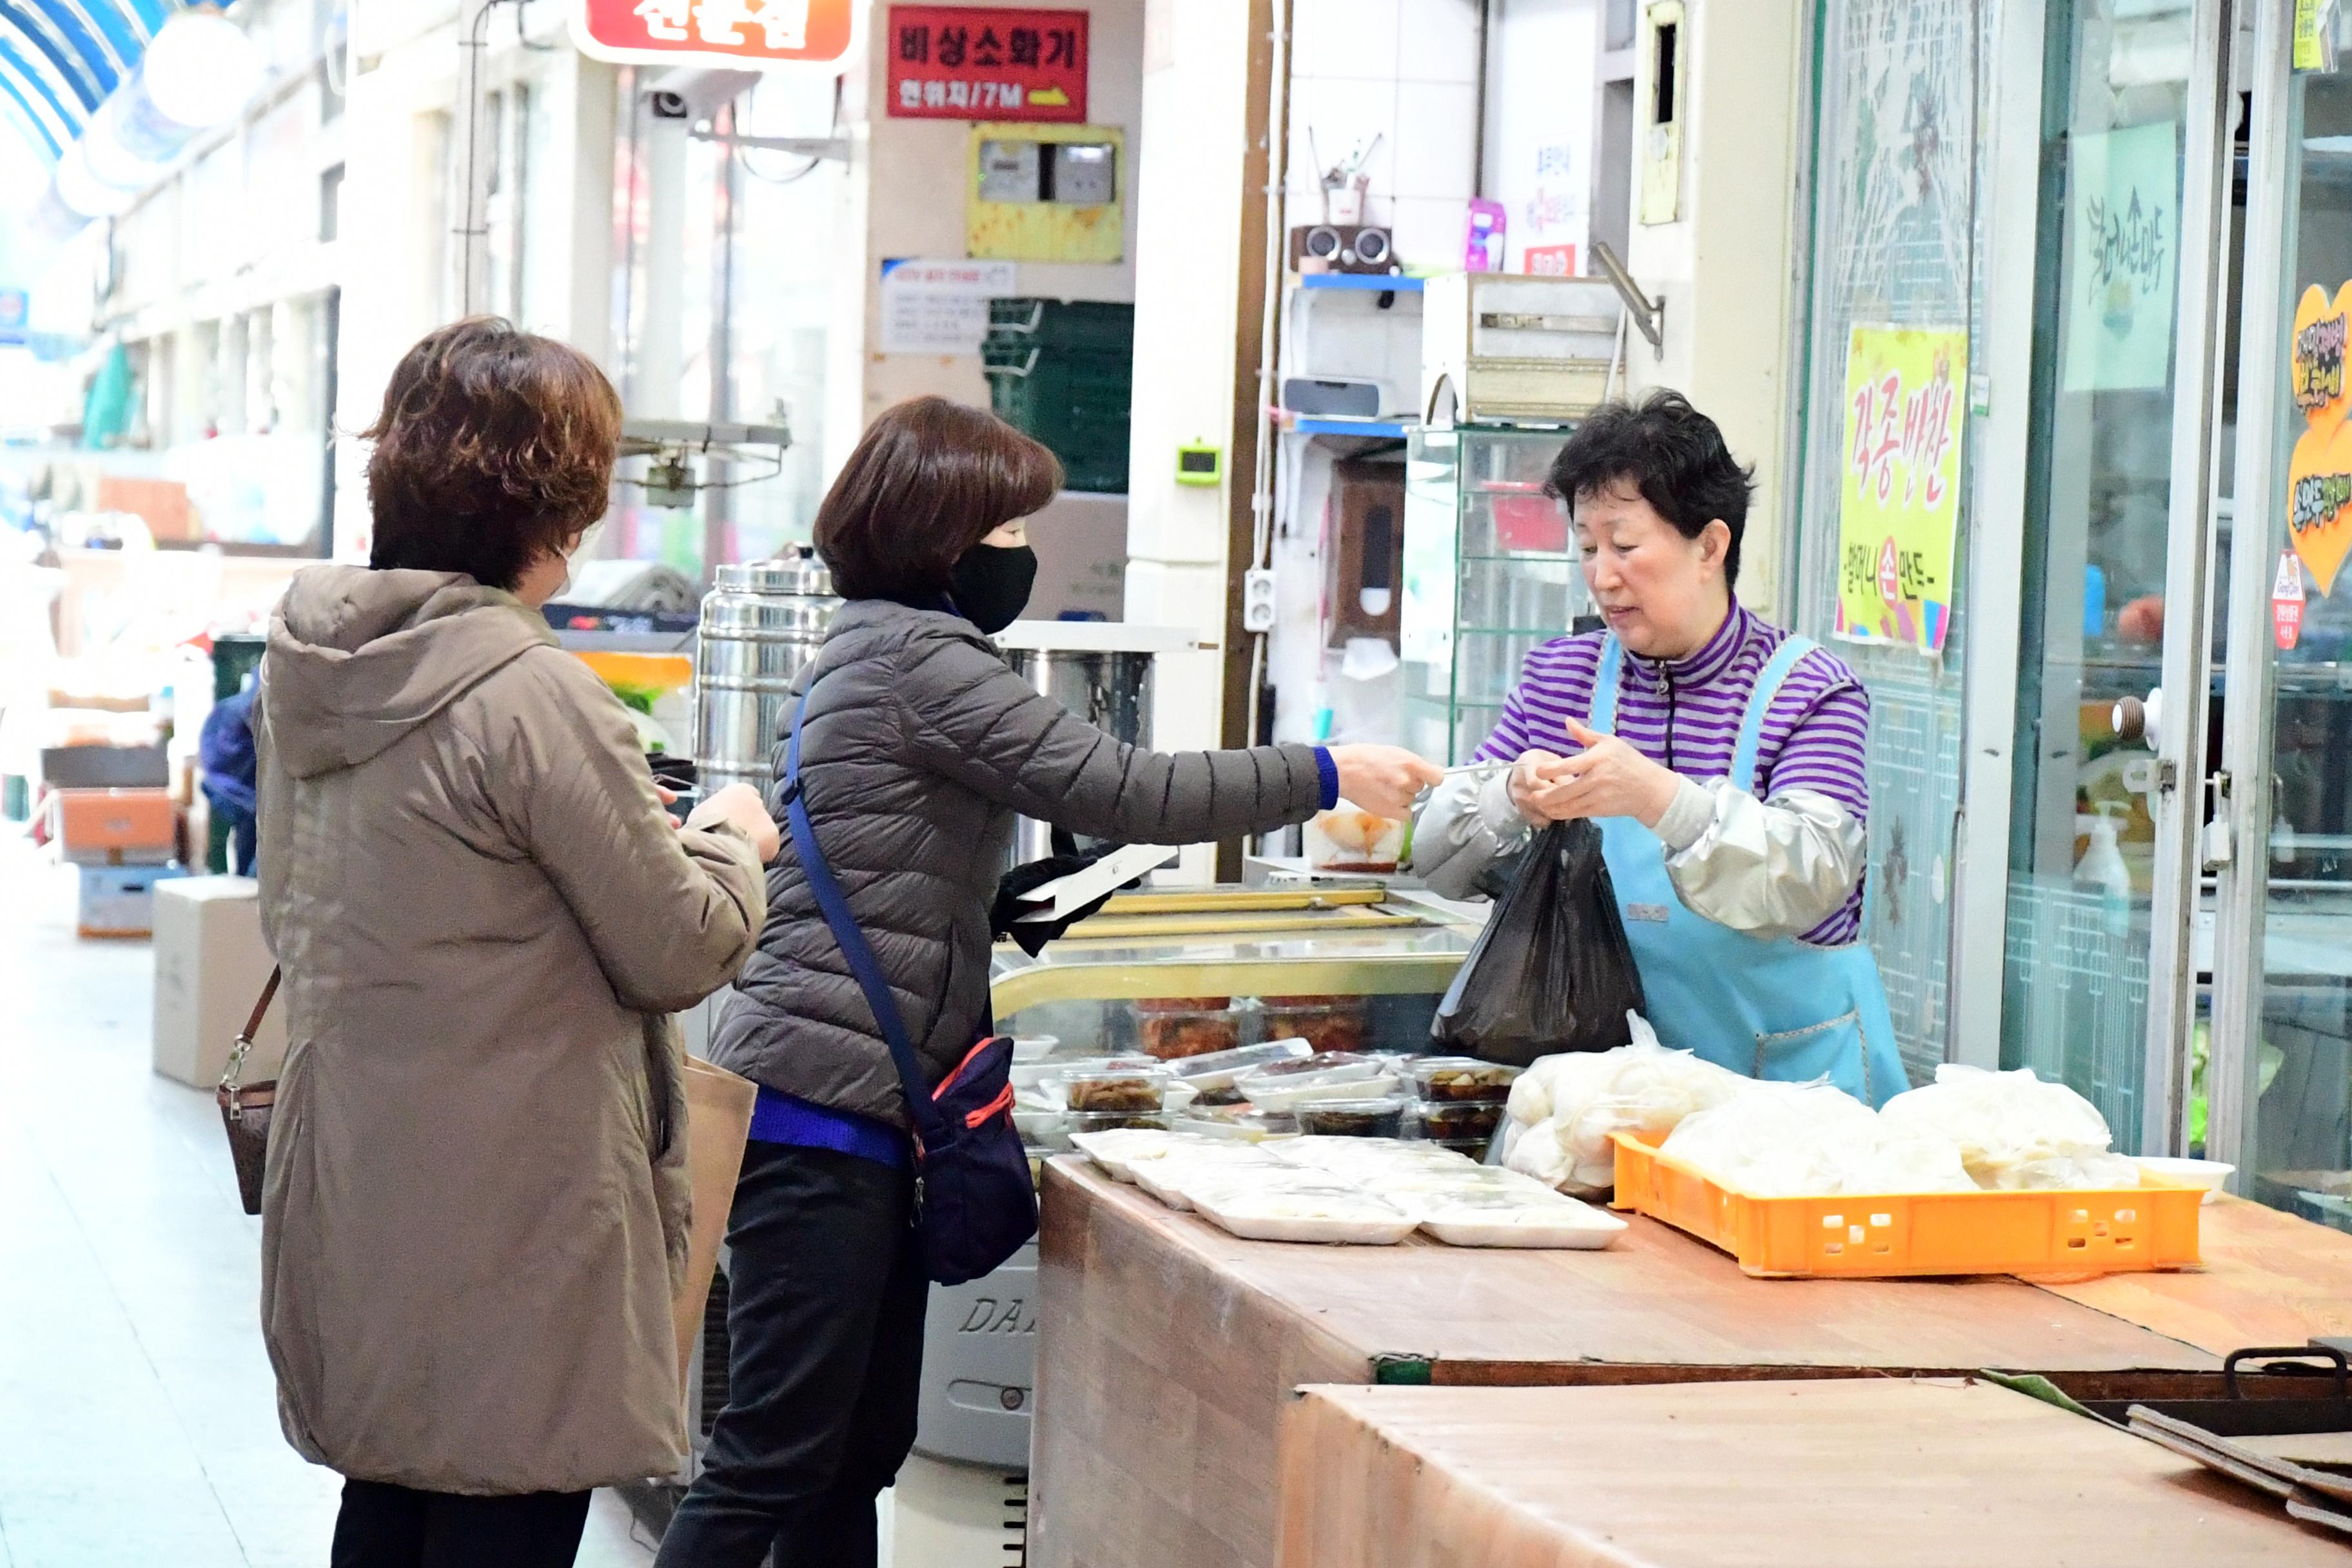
xmin=694 ymin=548 xmax=839 ymax=798
xmin=1001 ymin=643 xmax=1156 ymax=864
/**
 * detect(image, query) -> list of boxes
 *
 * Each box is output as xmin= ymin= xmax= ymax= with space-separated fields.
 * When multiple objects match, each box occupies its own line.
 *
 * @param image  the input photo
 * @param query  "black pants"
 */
xmin=329 ymin=1480 xmax=591 ymax=1568
xmin=656 ymin=1141 xmax=928 ymax=1568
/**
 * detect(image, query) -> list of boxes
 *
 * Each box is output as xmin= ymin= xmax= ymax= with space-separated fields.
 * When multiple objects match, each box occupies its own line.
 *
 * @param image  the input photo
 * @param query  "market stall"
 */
xmin=1004 ymin=889 xmax=2352 ymax=1568
xmin=1273 ymin=1379 xmax=2348 ymax=1567
xmin=1028 ymin=1161 xmax=2350 ymax=1568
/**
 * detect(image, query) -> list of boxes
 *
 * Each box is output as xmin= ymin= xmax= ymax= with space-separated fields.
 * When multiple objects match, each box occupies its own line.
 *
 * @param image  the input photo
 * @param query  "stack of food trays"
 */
xmin=1067 ymin=1128 xmax=1627 ymax=1250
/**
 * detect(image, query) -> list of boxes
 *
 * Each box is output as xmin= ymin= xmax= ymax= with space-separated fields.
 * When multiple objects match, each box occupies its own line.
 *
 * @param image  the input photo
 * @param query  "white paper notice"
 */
xmin=879 ymin=259 xmax=1018 ymax=355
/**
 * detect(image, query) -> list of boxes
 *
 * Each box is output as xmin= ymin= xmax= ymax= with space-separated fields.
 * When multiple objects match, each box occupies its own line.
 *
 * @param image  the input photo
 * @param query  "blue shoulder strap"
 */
xmin=1732 ymin=636 xmax=1817 ymax=794
xmin=783 ymin=687 xmax=946 ymax=1143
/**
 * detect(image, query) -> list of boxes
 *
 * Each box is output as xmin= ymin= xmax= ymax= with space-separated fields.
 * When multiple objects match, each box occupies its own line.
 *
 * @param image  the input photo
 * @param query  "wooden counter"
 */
xmin=1275 ymin=1380 xmax=2349 ymax=1567
xmin=2033 ymin=1192 xmax=2352 ymax=1355
xmin=1029 ymin=1159 xmax=2235 ymax=1568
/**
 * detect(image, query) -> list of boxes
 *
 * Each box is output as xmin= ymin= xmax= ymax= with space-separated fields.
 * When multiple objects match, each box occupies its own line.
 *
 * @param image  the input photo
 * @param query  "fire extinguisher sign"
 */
xmin=886 ymin=6 xmax=1089 ymax=121
xmin=569 ymin=0 xmax=859 ymax=68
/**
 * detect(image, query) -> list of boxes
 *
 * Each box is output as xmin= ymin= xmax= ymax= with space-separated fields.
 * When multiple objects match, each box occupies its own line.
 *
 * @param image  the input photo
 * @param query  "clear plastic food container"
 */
xmin=1014 ymin=1055 xmax=1156 ymax=1095
xmin=1258 ymin=995 xmax=1371 ymax=1056
xmin=1054 ymin=1066 xmax=1174 ymax=1114
xmin=1173 ymin=1104 xmax=1301 ymax=1142
xmin=1065 ymin=1110 xmax=1172 ymax=1137
xmin=1295 ymin=1097 xmax=1412 ymax=1139
xmin=1171 ymin=1038 xmax=1314 ymax=1097
xmin=1133 ymin=1006 xmax=1251 ymax=1067
xmin=1234 ymin=1052 xmax=1397 ymax=1110
xmin=1407 ymin=1057 xmax=1524 ymax=1104
xmin=1013 ymin=1106 xmax=1071 ymax=1152
xmin=1413 ymin=1100 xmax=1507 ymax=1145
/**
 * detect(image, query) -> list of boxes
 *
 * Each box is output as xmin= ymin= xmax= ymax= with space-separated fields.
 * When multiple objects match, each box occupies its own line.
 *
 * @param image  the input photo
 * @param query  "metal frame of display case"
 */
xmin=1401 ymin=422 xmax=1586 ymax=765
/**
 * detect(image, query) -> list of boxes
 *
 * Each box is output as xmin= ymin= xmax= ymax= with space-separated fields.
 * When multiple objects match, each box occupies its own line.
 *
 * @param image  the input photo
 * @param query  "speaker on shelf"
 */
xmin=1289 ymin=224 xmax=1398 ymax=276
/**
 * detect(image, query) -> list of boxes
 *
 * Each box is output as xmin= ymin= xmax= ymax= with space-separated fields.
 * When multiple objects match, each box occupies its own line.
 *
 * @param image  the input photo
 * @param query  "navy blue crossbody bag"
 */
xmin=779 ymin=683 xmax=1038 ymax=1287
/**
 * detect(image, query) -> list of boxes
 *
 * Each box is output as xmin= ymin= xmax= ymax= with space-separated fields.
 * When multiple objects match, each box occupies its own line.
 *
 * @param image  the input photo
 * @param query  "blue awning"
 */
xmin=0 ymin=1 xmax=191 ymax=164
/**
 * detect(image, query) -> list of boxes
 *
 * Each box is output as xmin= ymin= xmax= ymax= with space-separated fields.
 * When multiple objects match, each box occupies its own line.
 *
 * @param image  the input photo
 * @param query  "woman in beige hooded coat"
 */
xmin=253 ymin=318 xmax=778 ymax=1567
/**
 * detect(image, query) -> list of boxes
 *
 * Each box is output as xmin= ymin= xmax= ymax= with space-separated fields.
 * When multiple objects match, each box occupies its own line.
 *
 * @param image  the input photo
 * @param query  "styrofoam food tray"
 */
xmin=1070 ymin=1128 xmax=1195 ymax=1182
xmin=1417 ymin=1191 xmax=1629 ymax=1249
xmin=1132 ymin=1150 xmax=1285 ymax=1210
xmin=1192 ymin=1185 xmax=1418 ymax=1245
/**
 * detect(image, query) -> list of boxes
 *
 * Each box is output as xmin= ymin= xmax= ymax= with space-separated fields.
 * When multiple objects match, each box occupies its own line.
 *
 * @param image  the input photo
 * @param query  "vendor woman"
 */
xmin=1412 ymin=390 xmax=1906 ymax=1106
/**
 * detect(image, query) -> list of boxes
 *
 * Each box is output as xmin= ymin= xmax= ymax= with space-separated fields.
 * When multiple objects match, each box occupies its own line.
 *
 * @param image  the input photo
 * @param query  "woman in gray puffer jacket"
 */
xmin=658 ymin=397 xmax=1438 ymax=1567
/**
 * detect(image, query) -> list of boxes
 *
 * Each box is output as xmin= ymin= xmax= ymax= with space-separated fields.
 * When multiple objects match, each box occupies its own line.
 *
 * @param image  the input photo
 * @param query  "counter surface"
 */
xmin=2032 ymin=1191 xmax=2352 ymax=1355
xmin=1031 ymin=1159 xmax=2237 ymax=1568
xmin=1275 ymin=1380 xmax=2349 ymax=1568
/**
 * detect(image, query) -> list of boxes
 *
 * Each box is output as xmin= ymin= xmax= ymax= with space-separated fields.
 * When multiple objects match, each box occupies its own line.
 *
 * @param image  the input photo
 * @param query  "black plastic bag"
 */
xmin=1430 ymin=818 xmax=1647 ymax=1066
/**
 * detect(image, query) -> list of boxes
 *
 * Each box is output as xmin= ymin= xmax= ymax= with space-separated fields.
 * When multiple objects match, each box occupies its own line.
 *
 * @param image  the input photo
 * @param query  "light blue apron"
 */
xmin=1590 ymin=632 xmax=1908 ymax=1107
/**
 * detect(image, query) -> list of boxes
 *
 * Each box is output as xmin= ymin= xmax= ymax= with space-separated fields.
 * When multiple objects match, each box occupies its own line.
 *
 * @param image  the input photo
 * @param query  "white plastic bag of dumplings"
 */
xmin=1501 ymin=1013 xmax=1752 ymax=1195
xmin=1878 ymin=1064 xmax=2139 ymax=1190
xmin=1658 ymin=1081 xmax=1975 ymax=1197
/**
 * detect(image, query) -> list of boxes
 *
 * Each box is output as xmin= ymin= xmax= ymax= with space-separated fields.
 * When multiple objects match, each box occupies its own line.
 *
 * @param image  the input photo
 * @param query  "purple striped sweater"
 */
xmin=1473 ymin=602 xmax=1873 ymax=945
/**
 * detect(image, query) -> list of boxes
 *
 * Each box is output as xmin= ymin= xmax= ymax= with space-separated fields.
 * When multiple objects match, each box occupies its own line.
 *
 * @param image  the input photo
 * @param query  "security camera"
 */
xmin=645 ymin=67 xmax=763 ymax=122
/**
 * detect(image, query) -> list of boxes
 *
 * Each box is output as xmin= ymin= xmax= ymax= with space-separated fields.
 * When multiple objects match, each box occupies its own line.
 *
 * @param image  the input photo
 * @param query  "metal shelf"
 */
xmin=1293 ymin=273 xmax=1426 ymax=293
xmin=1291 ymin=417 xmax=1413 ymax=440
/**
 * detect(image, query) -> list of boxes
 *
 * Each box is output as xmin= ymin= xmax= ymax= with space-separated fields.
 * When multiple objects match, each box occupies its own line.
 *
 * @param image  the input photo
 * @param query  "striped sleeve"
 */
xmin=1760 ymin=654 xmax=1872 ymax=830
xmin=1475 ymin=680 xmax=1533 ymax=763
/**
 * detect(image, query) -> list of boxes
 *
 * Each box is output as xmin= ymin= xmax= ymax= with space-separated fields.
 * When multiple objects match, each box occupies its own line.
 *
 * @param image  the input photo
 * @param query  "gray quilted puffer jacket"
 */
xmin=710 ymin=598 xmax=1331 ymax=1125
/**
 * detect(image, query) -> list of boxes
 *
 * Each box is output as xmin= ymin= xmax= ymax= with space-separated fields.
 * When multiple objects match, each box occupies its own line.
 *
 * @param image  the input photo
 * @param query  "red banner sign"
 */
xmin=886 ymin=6 xmax=1088 ymax=121
xmin=571 ymin=0 xmax=858 ymax=68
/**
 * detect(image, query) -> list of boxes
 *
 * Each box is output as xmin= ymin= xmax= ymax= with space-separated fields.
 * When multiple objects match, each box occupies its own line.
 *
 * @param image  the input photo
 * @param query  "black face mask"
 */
xmin=949 ymin=542 xmax=1037 ymax=634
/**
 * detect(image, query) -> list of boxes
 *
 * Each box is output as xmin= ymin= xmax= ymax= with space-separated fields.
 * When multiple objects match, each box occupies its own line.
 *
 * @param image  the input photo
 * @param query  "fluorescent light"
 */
xmin=141 ymin=10 xmax=265 ymax=133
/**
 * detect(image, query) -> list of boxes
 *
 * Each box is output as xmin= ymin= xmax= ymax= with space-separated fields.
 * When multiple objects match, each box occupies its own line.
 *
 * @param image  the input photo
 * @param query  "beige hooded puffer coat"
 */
xmin=251 ymin=565 xmax=765 ymax=1496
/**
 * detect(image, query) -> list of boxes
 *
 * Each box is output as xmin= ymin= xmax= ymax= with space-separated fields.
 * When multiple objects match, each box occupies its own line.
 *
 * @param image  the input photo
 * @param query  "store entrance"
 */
xmin=2204 ymin=1 xmax=2352 ymax=1226
xmin=2003 ymin=0 xmax=2352 ymax=1228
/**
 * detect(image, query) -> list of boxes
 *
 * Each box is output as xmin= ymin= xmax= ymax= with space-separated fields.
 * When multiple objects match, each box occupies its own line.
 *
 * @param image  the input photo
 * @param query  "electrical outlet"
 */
xmin=1242 ymin=568 xmax=1278 ymax=633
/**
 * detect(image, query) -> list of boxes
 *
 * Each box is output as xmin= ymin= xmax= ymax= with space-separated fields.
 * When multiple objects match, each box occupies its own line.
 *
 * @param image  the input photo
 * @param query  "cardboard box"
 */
xmin=152 ymin=876 xmax=284 ymax=1088
xmin=79 ymin=863 xmax=186 ymax=939
xmin=50 ymin=787 xmax=177 ymax=864
xmin=41 ymin=743 xmax=169 ymax=789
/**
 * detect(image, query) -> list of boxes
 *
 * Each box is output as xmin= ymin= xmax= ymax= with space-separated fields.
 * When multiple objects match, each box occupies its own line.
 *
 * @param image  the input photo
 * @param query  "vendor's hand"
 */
xmin=1328 ymin=744 xmax=1444 ymax=820
xmin=687 ymin=782 xmax=782 ymax=865
xmin=1510 ymin=720 xmax=1681 ymax=828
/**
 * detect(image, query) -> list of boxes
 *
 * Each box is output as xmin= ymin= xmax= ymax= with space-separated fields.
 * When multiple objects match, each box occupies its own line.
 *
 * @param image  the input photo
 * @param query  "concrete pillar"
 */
xmin=1622 ymin=0 xmax=1805 ymax=619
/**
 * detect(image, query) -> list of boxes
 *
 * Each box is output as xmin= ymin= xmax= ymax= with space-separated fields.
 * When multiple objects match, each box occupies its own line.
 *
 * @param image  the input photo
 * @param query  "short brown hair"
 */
xmin=815 ymin=397 xmax=1062 ymax=600
xmin=364 ymin=317 xmax=623 ymax=591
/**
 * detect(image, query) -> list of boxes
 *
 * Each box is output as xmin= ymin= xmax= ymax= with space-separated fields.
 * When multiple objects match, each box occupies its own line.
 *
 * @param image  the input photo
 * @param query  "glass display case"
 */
xmin=1400 ymin=424 xmax=1588 ymax=764
xmin=989 ymin=887 xmax=1485 ymax=1157
xmin=902 ymin=888 xmax=1485 ymax=1475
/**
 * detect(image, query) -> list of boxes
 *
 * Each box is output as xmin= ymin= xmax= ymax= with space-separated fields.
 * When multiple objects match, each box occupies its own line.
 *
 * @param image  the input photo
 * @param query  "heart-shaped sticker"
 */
xmin=2291 ymin=281 xmax=2352 ymax=431
xmin=2286 ymin=415 xmax=2352 ymax=597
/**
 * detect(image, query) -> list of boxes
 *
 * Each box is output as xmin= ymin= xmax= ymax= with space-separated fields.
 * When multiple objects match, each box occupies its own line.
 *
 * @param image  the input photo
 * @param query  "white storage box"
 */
xmin=152 ymin=876 xmax=285 ymax=1089
xmin=1420 ymin=272 xmax=1629 ymax=424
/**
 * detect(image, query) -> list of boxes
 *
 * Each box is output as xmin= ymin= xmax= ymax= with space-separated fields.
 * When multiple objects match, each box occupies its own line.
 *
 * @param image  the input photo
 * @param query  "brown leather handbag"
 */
xmin=216 ymin=968 xmax=280 ymax=1216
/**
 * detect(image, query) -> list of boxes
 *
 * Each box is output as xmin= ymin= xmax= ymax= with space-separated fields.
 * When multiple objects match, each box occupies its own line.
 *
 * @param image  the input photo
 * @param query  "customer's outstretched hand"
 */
xmin=688 ymin=783 xmax=783 ymax=864
xmin=1328 ymin=745 xmax=1445 ymax=821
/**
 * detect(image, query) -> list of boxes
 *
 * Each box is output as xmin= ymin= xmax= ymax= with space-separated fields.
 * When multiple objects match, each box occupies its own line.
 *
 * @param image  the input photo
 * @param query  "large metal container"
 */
xmin=694 ymin=548 xmax=839 ymax=798
xmin=996 ymin=629 xmax=1168 ymax=864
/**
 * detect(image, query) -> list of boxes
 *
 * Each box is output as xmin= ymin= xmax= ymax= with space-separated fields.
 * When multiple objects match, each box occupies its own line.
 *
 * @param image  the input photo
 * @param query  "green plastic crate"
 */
xmin=986 ymin=300 xmax=1135 ymax=495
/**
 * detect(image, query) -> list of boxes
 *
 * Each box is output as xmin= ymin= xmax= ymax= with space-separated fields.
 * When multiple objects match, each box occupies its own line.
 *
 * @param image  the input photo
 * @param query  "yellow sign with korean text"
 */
xmin=1835 ymin=325 xmax=1968 ymax=656
xmin=2288 ymin=280 xmax=2352 ymax=597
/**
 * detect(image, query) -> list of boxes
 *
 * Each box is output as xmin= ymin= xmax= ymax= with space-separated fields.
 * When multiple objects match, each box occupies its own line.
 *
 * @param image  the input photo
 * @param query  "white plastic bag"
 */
xmin=1658 ymin=1081 xmax=1975 ymax=1197
xmin=1502 ymin=1014 xmax=1754 ymax=1194
xmin=1879 ymin=1065 xmax=2119 ymax=1190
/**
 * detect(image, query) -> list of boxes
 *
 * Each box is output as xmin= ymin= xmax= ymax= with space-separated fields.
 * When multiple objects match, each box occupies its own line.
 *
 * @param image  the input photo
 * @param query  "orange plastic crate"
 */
xmin=1610 ymin=1132 xmax=2203 ymax=1279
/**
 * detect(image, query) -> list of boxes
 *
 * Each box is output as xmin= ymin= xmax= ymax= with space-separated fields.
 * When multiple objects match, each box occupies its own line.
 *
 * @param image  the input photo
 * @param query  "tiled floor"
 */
xmin=0 ymin=844 xmax=656 ymax=1567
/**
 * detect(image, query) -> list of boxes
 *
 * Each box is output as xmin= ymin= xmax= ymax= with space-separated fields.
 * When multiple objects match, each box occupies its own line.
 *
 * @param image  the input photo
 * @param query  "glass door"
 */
xmin=1999 ymin=0 xmax=2238 ymax=1153
xmin=2209 ymin=0 xmax=2352 ymax=1227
